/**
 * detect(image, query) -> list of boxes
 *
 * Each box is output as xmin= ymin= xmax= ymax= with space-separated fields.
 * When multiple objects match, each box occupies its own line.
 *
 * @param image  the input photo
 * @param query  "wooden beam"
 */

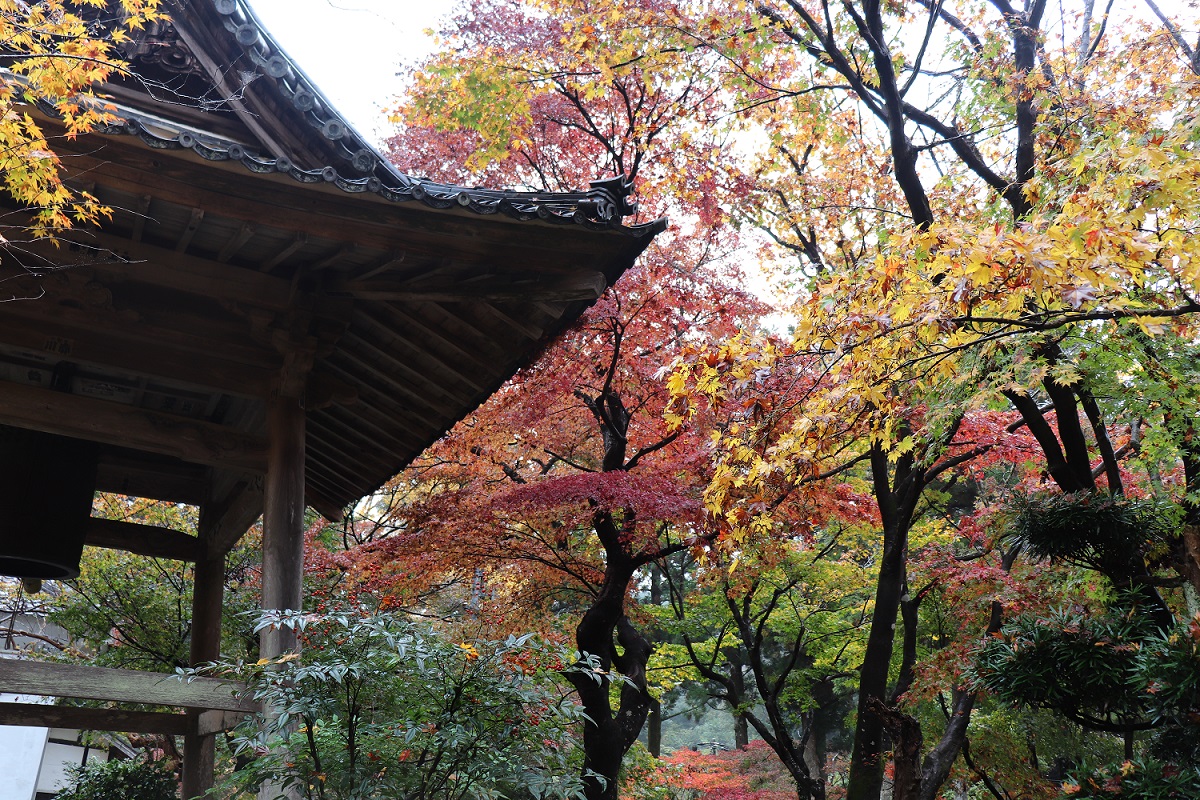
xmin=204 ymin=476 xmax=264 ymax=557
xmin=217 ymin=222 xmax=256 ymax=263
xmin=196 ymin=708 xmax=248 ymax=737
xmin=130 ymin=194 xmax=153 ymax=244
xmin=52 ymin=139 xmax=607 ymax=259
xmin=330 ymin=270 xmax=606 ymax=303
xmin=183 ymin=526 xmax=227 ymax=799
xmin=0 ymin=381 xmax=268 ymax=473
xmin=0 ymin=310 xmax=275 ymax=398
xmin=341 ymin=334 xmax=473 ymax=408
xmin=311 ymin=243 xmax=356 ymax=271
xmin=534 ymin=300 xmax=570 ymax=318
xmin=328 ymin=348 xmax=444 ymax=430
xmin=85 ymin=517 xmax=203 ymax=561
xmin=161 ymin=22 xmax=300 ymax=167
xmin=408 ymin=301 xmax=518 ymax=364
xmin=0 ymin=660 xmax=257 ymax=712
xmin=260 ymin=232 xmax=307 ymax=273
xmin=473 ymin=301 xmax=545 ymax=341
xmin=304 ymin=436 xmax=377 ymax=504
xmin=190 ymin=553 xmax=225 ymax=669
xmin=306 ymin=485 xmax=347 ymax=524
xmin=175 ymin=207 xmax=205 ymax=253
xmin=366 ymin=308 xmax=492 ymax=393
xmin=307 ymin=393 xmax=426 ymax=458
xmin=0 ymin=702 xmax=190 ymax=735
xmin=304 ymin=373 xmax=359 ymax=411
xmin=0 ymin=272 xmax=284 ymax=372
xmin=95 ymin=454 xmax=209 ymax=506
xmin=350 ymin=251 xmax=406 ymax=281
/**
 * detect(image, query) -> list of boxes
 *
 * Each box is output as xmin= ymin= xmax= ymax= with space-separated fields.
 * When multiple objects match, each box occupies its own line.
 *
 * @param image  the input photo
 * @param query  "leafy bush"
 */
xmin=188 ymin=605 xmax=588 ymax=800
xmin=1062 ymin=758 xmax=1200 ymax=799
xmin=1004 ymin=492 xmax=1175 ymax=575
xmin=1136 ymin=614 xmax=1200 ymax=724
xmin=659 ymin=741 xmax=797 ymax=800
xmin=54 ymin=757 xmax=177 ymax=800
xmin=972 ymin=606 xmax=1157 ymax=727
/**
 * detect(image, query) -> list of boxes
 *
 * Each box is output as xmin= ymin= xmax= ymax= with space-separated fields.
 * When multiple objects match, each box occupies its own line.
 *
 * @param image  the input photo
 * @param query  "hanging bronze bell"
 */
xmin=0 ymin=426 xmax=99 ymax=580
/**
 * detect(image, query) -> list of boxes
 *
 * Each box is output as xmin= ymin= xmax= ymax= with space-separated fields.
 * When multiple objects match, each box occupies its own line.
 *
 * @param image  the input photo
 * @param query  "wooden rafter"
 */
xmin=0 ymin=311 xmax=276 ymax=399
xmin=330 ymin=269 xmax=606 ymax=304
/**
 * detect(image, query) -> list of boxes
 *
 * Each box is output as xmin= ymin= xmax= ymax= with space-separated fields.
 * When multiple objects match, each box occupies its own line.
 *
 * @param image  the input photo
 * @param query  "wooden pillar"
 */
xmin=260 ymin=395 xmax=306 ymax=659
xmin=257 ymin=396 xmax=307 ymax=800
xmin=181 ymin=548 xmax=225 ymax=800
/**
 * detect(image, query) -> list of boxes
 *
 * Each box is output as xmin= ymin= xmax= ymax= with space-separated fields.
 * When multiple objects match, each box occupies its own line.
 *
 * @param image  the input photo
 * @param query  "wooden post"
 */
xmin=260 ymin=395 xmax=306 ymax=659
xmin=257 ymin=396 xmax=306 ymax=800
xmin=181 ymin=545 xmax=226 ymax=800
xmin=254 ymin=343 xmax=311 ymax=800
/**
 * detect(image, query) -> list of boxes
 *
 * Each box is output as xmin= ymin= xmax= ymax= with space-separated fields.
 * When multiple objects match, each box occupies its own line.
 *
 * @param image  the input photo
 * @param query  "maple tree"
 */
xmin=0 ymin=0 xmax=164 ymax=251
xmin=351 ymin=251 xmax=758 ymax=800
xmin=361 ymin=5 xmax=767 ymax=797
xmin=660 ymin=2 xmax=1200 ymax=798
xmin=419 ymin=0 xmax=1200 ymax=796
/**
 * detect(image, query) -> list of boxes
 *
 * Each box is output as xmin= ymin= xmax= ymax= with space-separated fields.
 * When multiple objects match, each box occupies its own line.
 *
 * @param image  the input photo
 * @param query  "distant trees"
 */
xmin=665 ymin=535 xmax=871 ymax=799
xmin=676 ymin=1 xmax=1200 ymax=795
xmin=46 ymin=495 xmax=260 ymax=673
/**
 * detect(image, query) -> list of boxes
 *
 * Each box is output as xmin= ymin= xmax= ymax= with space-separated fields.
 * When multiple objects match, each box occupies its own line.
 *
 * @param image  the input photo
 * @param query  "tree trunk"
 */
xmin=568 ymin=543 xmax=654 ymax=800
xmin=848 ymin=448 xmax=922 ymax=800
xmin=730 ymin=662 xmax=749 ymax=749
xmin=810 ymin=678 xmax=837 ymax=787
xmin=802 ymin=711 xmax=823 ymax=790
xmin=870 ymin=697 xmax=923 ymax=800
xmin=846 ymin=520 xmax=907 ymax=800
xmin=647 ymin=697 xmax=662 ymax=758
xmin=735 ymin=709 xmax=750 ymax=750
xmin=1180 ymin=436 xmax=1200 ymax=595
xmin=646 ymin=562 xmax=664 ymax=758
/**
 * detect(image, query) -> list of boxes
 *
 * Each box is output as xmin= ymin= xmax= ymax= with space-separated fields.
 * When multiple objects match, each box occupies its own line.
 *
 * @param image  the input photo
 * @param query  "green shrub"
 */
xmin=186 ymin=605 xmax=589 ymax=800
xmin=1004 ymin=492 xmax=1175 ymax=575
xmin=55 ymin=757 xmax=177 ymax=800
xmin=1062 ymin=758 xmax=1200 ymax=798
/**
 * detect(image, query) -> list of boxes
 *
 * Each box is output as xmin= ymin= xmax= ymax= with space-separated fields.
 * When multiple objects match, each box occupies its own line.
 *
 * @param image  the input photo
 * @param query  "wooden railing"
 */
xmin=0 ymin=658 xmax=256 ymax=735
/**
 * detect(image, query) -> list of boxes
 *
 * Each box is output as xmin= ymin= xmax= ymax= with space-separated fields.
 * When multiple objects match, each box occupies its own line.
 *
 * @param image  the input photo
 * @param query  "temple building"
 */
xmin=0 ymin=1 xmax=661 ymax=795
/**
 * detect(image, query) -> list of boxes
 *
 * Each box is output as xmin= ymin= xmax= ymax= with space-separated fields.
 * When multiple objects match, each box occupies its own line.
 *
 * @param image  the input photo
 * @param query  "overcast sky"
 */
xmin=247 ymin=0 xmax=458 ymax=143
xmin=248 ymin=0 xmax=1196 ymax=147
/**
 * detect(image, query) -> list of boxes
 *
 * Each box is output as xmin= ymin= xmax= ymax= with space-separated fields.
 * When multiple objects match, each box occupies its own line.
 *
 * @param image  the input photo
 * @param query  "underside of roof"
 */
xmin=0 ymin=0 xmax=663 ymax=533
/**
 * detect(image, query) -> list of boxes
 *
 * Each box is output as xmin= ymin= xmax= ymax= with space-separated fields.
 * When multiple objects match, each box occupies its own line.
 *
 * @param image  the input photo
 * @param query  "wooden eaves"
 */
xmin=0 ymin=0 xmax=663 ymax=796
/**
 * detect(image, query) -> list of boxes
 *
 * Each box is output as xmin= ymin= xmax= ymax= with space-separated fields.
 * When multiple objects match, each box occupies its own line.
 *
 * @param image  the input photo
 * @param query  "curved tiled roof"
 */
xmin=97 ymin=115 xmax=648 ymax=230
xmin=90 ymin=0 xmax=650 ymax=232
xmin=0 ymin=0 xmax=664 ymax=525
